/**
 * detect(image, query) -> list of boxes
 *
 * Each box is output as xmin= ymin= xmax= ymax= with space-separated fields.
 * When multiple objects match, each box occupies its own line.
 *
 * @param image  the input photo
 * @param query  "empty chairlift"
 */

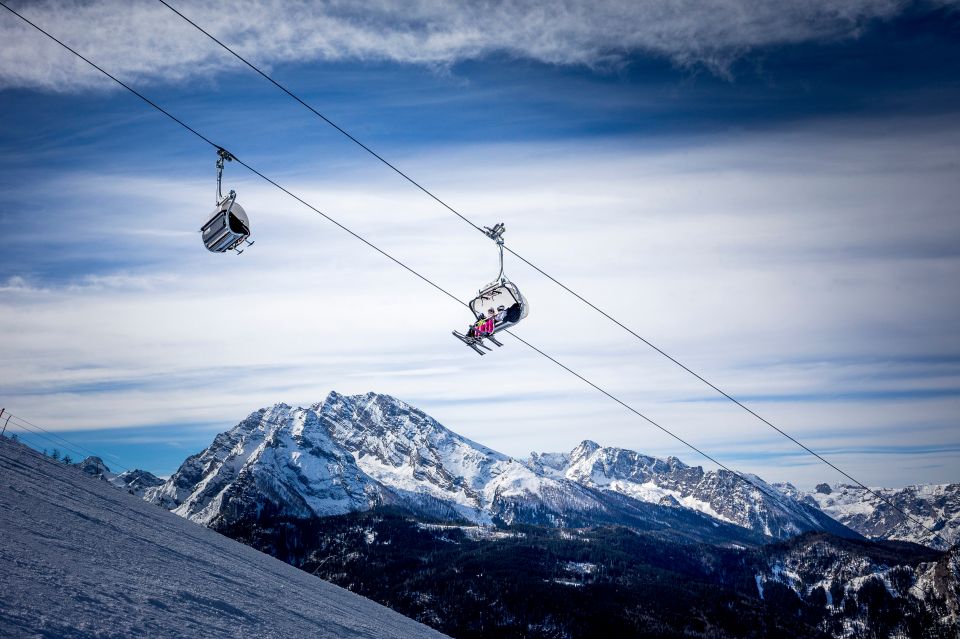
xmin=201 ymin=148 xmax=254 ymax=254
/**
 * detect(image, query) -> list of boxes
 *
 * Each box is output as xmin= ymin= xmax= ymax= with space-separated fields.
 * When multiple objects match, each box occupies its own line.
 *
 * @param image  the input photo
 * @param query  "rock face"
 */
xmin=754 ymin=534 xmax=958 ymax=636
xmin=801 ymin=483 xmax=960 ymax=550
xmin=75 ymin=455 xmax=112 ymax=479
xmin=528 ymin=440 xmax=855 ymax=540
xmin=146 ymin=392 xmax=857 ymax=544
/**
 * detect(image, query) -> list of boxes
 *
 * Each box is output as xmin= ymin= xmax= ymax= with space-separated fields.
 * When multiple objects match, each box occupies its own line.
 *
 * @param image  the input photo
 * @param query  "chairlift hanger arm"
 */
xmin=483 ymin=222 xmax=506 ymax=283
xmin=215 ymin=147 xmax=235 ymax=203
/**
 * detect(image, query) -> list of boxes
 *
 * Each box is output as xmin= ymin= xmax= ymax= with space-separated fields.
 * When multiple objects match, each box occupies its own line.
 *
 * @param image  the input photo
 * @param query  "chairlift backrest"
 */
xmin=469 ymin=280 xmax=528 ymax=323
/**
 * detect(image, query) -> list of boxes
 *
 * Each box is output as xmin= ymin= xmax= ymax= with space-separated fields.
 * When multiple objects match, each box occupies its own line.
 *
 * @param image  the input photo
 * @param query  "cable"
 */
xmin=158 ymin=2 xmax=954 ymax=549
xmin=2 ymin=0 xmax=949 ymax=550
xmin=153 ymin=0 xmax=487 ymax=236
xmin=11 ymin=415 xmax=130 ymax=470
xmin=3 ymin=422 xmax=70 ymax=455
xmin=0 ymin=0 xmax=770 ymax=503
xmin=506 ymin=331 xmax=753 ymax=482
xmin=5 ymin=412 xmax=131 ymax=472
xmin=4 ymin=416 xmax=98 ymax=467
xmin=152 ymin=0 xmax=908 ymax=521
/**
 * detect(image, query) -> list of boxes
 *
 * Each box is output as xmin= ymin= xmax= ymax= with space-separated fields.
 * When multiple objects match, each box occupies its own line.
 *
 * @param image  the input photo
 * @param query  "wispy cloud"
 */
xmin=2 ymin=115 xmax=958 ymax=486
xmin=0 ymin=0 xmax=932 ymax=90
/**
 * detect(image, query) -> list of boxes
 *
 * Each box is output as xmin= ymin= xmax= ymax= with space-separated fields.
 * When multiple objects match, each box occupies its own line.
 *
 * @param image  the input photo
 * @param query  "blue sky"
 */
xmin=1 ymin=0 xmax=959 ymax=487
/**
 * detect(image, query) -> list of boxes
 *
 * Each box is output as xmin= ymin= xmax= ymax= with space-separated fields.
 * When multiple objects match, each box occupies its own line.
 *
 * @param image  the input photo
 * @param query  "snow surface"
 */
xmin=0 ymin=436 xmax=446 ymax=639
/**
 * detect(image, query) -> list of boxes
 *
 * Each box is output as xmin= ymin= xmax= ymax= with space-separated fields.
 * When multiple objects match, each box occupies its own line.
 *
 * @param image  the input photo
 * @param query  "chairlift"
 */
xmin=452 ymin=223 xmax=529 ymax=355
xmin=201 ymin=148 xmax=254 ymax=254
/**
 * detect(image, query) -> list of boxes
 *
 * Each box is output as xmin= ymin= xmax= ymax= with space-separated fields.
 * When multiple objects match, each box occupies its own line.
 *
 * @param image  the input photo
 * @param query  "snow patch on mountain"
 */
xmin=148 ymin=402 xmax=380 ymax=524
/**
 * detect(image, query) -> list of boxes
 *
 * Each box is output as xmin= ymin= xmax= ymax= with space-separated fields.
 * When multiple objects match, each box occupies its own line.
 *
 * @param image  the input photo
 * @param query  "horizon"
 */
xmin=2 ymin=1 xmax=959 ymax=492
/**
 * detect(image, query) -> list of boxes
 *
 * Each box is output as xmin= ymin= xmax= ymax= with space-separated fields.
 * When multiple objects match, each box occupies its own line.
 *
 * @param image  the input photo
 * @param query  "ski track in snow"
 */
xmin=0 ymin=437 xmax=447 ymax=639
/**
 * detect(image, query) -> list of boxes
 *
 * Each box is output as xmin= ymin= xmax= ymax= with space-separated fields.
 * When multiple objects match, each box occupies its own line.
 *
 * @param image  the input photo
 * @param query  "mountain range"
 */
xmin=72 ymin=391 xmax=958 ymax=550
xmin=141 ymin=391 xmax=857 ymax=545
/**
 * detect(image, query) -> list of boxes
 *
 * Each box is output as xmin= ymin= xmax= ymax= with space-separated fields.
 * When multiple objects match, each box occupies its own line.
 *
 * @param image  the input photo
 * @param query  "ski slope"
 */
xmin=0 ymin=437 xmax=446 ymax=639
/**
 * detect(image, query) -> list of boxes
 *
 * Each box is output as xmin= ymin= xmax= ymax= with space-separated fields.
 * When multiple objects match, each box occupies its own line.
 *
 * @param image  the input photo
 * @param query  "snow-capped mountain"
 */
xmin=146 ymin=392 xmax=856 ymax=545
xmin=148 ymin=393 xmax=621 ymax=528
xmin=314 ymin=391 xmax=613 ymax=527
xmin=148 ymin=402 xmax=381 ymax=523
xmin=147 ymin=393 xmax=756 ymax=543
xmin=75 ymin=455 xmax=163 ymax=497
xmin=799 ymin=482 xmax=960 ymax=550
xmin=528 ymin=440 xmax=854 ymax=540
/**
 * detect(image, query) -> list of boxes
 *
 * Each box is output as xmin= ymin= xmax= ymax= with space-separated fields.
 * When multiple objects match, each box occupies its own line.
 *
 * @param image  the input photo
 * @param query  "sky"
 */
xmin=1 ymin=0 xmax=958 ymax=489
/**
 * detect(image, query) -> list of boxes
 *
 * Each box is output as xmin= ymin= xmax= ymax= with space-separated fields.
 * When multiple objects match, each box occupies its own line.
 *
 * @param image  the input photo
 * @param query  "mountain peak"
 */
xmin=570 ymin=440 xmax=601 ymax=460
xmin=75 ymin=456 xmax=112 ymax=478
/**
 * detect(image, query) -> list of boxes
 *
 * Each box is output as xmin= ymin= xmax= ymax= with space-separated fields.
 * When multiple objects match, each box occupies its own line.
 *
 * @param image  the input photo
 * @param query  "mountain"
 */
xmin=75 ymin=454 xmax=163 ymax=497
xmin=527 ymin=439 xmax=856 ymax=540
xmin=147 ymin=393 xmax=765 ymax=546
xmin=147 ymin=391 xmax=855 ymax=545
xmin=0 ymin=435 xmax=445 ymax=638
xmin=798 ymin=482 xmax=960 ymax=550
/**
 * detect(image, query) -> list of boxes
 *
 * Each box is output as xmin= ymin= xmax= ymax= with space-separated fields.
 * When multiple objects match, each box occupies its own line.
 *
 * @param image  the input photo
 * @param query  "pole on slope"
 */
xmin=1 ymin=411 xmax=10 ymax=437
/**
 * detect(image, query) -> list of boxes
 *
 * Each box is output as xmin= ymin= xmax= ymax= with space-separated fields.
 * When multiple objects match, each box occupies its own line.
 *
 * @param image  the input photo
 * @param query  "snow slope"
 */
xmin=0 ymin=436 xmax=446 ymax=639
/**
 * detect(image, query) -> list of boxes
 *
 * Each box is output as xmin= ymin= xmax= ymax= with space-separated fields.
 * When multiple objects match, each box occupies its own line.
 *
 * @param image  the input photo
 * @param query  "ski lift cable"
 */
xmin=3 ymin=413 xmax=127 ymax=470
xmin=5 ymin=414 xmax=91 ymax=459
xmin=152 ymin=0 xmax=904 ymax=515
xmin=154 ymin=0 xmax=487 ymax=237
xmin=2 ymin=419 xmax=83 ymax=458
xmin=6 ymin=413 xmax=131 ymax=471
xmin=0 ymin=0 xmax=773 ymax=505
xmin=1 ymin=1 xmax=949 ymax=550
